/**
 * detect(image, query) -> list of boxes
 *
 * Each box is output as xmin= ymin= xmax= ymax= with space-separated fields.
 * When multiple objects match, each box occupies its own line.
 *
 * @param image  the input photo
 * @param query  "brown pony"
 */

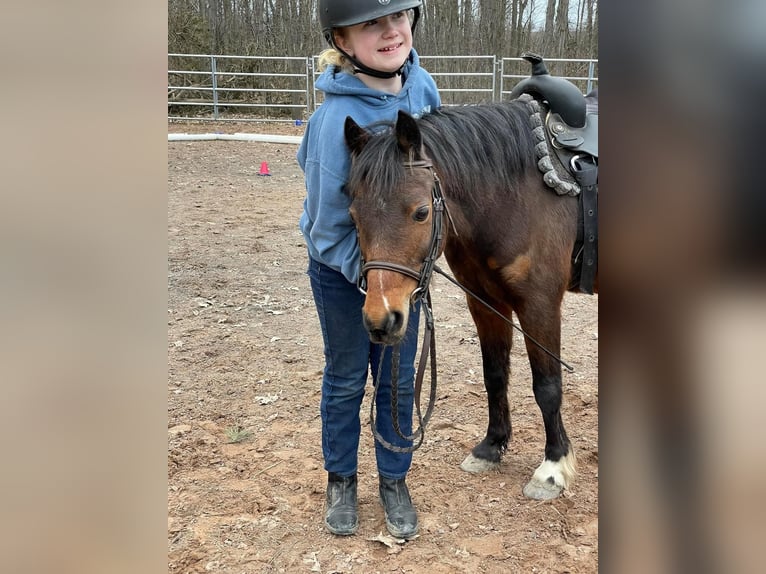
xmin=344 ymin=102 xmax=595 ymax=499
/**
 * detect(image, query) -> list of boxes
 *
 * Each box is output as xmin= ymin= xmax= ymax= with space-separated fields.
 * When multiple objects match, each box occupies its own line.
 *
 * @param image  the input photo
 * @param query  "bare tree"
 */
xmin=169 ymin=0 xmax=598 ymax=61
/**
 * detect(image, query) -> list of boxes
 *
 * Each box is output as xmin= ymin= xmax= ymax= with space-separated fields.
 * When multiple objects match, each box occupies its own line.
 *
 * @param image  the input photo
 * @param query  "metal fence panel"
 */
xmin=168 ymin=54 xmax=598 ymax=123
xmin=419 ymin=55 xmax=498 ymax=105
xmin=499 ymin=57 xmax=599 ymax=98
xmin=168 ymin=54 xmax=310 ymax=122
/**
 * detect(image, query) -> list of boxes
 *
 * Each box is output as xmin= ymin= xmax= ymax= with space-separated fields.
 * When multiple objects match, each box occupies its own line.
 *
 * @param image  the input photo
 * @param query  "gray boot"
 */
xmin=325 ymin=472 xmax=358 ymax=536
xmin=379 ymin=476 xmax=418 ymax=539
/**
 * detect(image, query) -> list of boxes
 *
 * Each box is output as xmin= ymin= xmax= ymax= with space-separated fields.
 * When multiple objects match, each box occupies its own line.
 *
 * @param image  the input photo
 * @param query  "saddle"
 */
xmin=510 ymin=52 xmax=598 ymax=158
xmin=511 ymin=53 xmax=598 ymax=295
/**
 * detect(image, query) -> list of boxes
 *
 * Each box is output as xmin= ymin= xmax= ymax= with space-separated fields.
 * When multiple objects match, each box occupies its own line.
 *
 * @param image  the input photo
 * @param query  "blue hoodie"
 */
xmin=297 ymin=49 xmax=441 ymax=283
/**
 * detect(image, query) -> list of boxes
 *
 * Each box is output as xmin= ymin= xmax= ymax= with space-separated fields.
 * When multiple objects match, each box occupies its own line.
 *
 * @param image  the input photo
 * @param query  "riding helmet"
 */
xmin=318 ymin=0 xmax=422 ymax=47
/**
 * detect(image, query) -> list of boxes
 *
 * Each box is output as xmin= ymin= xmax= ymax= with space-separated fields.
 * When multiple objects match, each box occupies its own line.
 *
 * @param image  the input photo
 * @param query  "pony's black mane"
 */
xmin=347 ymin=100 xmax=538 ymax=207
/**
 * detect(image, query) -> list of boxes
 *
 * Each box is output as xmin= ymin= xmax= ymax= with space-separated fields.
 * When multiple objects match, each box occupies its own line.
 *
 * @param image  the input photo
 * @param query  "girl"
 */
xmin=297 ymin=0 xmax=440 ymax=539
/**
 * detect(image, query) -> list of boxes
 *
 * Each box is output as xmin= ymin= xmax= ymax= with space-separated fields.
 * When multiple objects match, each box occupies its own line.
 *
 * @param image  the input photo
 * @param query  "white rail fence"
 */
xmin=168 ymin=54 xmax=598 ymax=123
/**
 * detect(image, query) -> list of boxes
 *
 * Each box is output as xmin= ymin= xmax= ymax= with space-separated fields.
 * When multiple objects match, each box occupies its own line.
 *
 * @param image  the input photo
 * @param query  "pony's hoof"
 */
xmin=460 ymin=453 xmax=500 ymax=473
xmin=522 ymin=454 xmax=576 ymax=500
xmin=523 ymin=477 xmax=563 ymax=500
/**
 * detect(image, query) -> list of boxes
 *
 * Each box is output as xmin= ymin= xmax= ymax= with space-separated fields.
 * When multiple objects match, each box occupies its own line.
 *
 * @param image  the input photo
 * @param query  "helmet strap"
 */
xmin=333 ymin=45 xmax=407 ymax=79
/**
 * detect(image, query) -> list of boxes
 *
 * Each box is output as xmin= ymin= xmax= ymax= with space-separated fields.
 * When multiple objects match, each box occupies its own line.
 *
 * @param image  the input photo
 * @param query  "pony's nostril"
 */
xmin=364 ymin=311 xmax=405 ymax=344
xmin=387 ymin=311 xmax=404 ymax=333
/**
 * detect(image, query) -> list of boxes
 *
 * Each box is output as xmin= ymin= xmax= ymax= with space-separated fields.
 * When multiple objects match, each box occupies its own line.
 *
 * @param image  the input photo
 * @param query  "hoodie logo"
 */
xmin=378 ymin=0 xmax=391 ymax=5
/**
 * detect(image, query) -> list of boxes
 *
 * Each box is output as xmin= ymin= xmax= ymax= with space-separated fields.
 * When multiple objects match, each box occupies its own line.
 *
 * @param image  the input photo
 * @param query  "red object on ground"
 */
xmin=258 ymin=162 xmax=271 ymax=176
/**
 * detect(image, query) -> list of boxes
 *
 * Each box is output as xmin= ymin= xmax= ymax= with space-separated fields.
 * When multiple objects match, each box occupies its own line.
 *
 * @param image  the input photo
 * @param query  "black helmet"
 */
xmin=318 ymin=0 xmax=422 ymax=79
xmin=319 ymin=0 xmax=422 ymax=45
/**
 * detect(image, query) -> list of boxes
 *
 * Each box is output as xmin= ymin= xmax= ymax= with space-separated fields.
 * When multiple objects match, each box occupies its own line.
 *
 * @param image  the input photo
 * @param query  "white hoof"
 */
xmin=460 ymin=453 xmax=500 ymax=473
xmin=522 ymin=476 xmax=563 ymax=499
xmin=522 ymin=452 xmax=576 ymax=500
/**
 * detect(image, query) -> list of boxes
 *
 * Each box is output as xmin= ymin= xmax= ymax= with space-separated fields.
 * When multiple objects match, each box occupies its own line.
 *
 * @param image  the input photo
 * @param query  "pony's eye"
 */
xmin=413 ymin=206 xmax=430 ymax=222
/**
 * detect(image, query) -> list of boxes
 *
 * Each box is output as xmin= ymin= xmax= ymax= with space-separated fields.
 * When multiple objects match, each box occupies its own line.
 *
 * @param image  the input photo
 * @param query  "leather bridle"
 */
xmin=357 ymin=159 xmax=447 ymax=312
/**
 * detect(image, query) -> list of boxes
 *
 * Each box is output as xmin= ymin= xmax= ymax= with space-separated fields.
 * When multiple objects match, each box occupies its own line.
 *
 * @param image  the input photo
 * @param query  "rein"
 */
xmin=432 ymin=265 xmax=575 ymax=372
xmin=368 ymin=290 xmax=438 ymax=453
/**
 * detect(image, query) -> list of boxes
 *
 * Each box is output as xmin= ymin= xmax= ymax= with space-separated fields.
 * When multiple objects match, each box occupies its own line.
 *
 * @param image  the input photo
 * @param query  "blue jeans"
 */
xmin=308 ymin=257 xmax=421 ymax=479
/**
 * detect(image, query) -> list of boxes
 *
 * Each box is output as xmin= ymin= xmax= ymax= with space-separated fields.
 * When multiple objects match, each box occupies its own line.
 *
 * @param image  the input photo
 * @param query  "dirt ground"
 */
xmin=168 ymin=121 xmax=599 ymax=573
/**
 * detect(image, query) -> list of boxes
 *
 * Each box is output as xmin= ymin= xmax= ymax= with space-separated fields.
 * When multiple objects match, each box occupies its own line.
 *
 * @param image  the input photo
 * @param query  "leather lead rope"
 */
xmin=365 ymin=161 xmax=445 ymax=453
xmin=369 ymin=290 xmax=437 ymax=454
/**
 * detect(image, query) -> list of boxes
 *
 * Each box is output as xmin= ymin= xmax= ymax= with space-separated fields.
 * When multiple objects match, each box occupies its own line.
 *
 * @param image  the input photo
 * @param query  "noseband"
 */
xmin=357 ymin=159 xmax=448 ymax=313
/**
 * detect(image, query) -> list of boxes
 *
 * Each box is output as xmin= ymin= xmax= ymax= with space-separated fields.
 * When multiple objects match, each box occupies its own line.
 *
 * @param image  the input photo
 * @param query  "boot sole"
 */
xmin=384 ymin=519 xmax=418 ymax=540
xmin=324 ymin=519 xmax=359 ymax=536
xmin=380 ymin=497 xmax=419 ymax=539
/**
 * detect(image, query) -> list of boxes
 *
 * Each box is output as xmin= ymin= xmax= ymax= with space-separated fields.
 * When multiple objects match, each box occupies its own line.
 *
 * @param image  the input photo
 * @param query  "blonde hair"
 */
xmin=317 ymin=48 xmax=352 ymax=73
xmin=317 ymin=27 xmax=356 ymax=73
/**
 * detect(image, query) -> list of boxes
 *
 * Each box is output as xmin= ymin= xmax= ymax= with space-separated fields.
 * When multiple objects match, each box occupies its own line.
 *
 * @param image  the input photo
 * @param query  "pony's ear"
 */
xmin=395 ymin=110 xmax=422 ymax=156
xmin=344 ymin=116 xmax=370 ymax=156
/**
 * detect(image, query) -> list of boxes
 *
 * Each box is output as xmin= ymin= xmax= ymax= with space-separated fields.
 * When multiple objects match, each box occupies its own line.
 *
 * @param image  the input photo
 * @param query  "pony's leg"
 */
xmin=459 ymin=300 xmax=514 ymax=473
xmin=515 ymin=300 xmax=576 ymax=499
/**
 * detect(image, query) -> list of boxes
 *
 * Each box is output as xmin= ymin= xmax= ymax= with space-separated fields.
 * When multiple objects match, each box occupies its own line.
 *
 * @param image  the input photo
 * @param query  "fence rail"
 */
xmin=168 ymin=54 xmax=598 ymax=123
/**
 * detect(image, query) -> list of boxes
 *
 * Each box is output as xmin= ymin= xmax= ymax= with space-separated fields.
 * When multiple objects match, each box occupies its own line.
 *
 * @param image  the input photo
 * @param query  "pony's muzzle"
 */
xmin=363 ymin=309 xmax=406 ymax=345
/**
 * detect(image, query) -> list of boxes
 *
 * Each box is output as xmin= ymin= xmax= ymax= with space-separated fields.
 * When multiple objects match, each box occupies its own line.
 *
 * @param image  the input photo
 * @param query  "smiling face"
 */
xmin=335 ymin=11 xmax=413 ymax=75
